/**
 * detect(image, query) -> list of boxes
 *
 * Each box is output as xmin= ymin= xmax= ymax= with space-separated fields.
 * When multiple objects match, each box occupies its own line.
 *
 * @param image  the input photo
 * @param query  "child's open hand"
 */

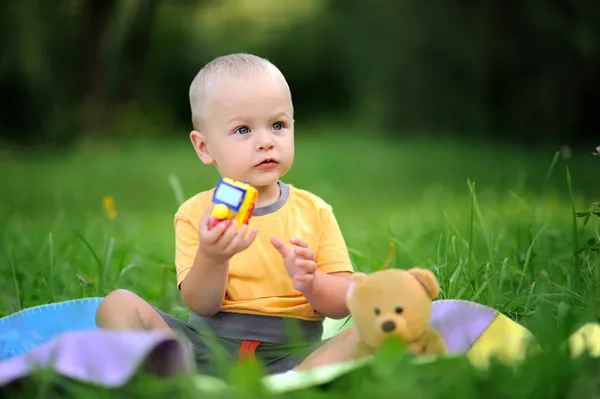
xmin=197 ymin=205 xmax=258 ymax=264
xmin=270 ymin=237 xmax=317 ymax=293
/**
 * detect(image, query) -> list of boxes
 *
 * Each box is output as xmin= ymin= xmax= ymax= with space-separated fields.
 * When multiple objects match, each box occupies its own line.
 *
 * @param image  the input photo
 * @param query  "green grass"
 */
xmin=1 ymin=129 xmax=600 ymax=397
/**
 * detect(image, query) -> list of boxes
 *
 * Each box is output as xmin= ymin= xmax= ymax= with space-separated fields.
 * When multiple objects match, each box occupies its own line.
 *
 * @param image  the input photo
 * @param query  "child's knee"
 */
xmin=95 ymin=289 xmax=142 ymax=326
xmin=99 ymin=288 xmax=142 ymax=309
xmin=95 ymin=289 xmax=169 ymax=331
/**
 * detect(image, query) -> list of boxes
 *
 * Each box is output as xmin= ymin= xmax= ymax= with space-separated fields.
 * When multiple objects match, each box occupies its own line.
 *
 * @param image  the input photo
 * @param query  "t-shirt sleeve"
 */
xmin=316 ymin=205 xmax=354 ymax=274
xmin=174 ymin=210 xmax=200 ymax=289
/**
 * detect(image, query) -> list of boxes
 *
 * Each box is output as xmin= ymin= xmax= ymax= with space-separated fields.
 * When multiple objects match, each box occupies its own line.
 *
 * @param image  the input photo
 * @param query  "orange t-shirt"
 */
xmin=173 ymin=181 xmax=354 ymax=321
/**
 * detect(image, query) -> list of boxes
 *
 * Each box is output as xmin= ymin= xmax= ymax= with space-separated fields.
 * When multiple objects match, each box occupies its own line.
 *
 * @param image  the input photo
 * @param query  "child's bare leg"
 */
xmin=95 ymin=289 xmax=171 ymax=333
xmin=294 ymin=327 xmax=361 ymax=371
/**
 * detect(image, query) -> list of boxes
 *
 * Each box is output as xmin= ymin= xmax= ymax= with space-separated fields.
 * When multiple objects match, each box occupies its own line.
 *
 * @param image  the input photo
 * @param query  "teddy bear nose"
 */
xmin=381 ymin=320 xmax=396 ymax=333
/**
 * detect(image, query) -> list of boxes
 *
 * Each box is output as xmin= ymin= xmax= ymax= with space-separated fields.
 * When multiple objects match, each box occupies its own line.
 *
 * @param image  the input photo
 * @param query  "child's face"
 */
xmin=191 ymin=76 xmax=295 ymax=190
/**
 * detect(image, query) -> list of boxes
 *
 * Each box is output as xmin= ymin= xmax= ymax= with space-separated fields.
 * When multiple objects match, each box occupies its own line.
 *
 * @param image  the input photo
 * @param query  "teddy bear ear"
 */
xmin=346 ymin=272 xmax=367 ymax=301
xmin=407 ymin=268 xmax=440 ymax=299
xmin=346 ymin=281 xmax=356 ymax=301
xmin=351 ymin=272 xmax=368 ymax=282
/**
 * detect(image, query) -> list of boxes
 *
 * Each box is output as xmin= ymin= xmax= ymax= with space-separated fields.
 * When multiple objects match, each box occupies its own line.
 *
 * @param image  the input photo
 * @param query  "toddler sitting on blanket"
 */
xmin=95 ymin=53 xmax=357 ymax=376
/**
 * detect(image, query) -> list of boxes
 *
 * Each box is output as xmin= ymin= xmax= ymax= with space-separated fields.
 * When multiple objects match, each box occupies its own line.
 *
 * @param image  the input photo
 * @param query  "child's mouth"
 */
xmin=255 ymin=159 xmax=279 ymax=168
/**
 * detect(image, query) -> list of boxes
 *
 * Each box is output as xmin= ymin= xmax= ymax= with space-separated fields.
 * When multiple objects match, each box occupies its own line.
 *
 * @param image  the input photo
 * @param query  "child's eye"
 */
xmin=272 ymin=122 xmax=284 ymax=131
xmin=234 ymin=126 xmax=250 ymax=135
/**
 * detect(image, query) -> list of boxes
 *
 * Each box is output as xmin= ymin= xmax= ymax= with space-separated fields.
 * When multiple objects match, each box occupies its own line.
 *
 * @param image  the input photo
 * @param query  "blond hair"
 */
xmin=189 ymin=53 xmax=288 ymax=130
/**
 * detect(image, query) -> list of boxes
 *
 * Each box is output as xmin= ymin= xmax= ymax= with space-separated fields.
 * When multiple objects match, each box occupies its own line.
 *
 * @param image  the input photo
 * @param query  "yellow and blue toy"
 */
xmin=208 ymin=177 xmax=258 ymax=230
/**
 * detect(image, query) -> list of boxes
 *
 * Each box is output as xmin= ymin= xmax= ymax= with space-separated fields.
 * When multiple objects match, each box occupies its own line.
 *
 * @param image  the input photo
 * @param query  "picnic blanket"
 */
xmin=1 ymin=299 xmax=599 ymax=393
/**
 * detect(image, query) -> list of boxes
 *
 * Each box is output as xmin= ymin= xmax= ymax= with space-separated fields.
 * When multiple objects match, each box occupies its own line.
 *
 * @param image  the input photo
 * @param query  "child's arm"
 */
xmin=308 ymin=205 xmax=355 ymax=319
xmin=180 ymin=250 xmax=230 ymax=316
xmin=271 ymin=204 xmax=354 ymax=319
xmin=175 ymin=205 xmax=257 ymax=316
xmin=302 ymin=270 xmax=353 ymax=319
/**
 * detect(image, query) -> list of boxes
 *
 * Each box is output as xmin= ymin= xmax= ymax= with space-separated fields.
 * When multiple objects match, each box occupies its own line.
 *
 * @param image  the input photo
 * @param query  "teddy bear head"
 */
xmin=345 ymin=267 xmax=440 ymax=350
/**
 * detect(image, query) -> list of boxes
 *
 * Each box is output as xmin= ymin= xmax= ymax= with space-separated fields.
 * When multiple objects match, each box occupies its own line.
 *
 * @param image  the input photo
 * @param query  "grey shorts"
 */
xmin=155 ymin=309 xmax=328 ymax=378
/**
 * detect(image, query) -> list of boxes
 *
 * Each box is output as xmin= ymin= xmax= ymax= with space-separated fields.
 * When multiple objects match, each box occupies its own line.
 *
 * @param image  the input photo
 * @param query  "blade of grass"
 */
xmin=48 ymin=232 xmax=55 ymax=297
xmin=7 ymin=246 xmax=21 ymax=311
xmin=101 ymin=236 xmax=115 ymax=293
xmin=516 ymin=223 xmax=548 ymax=294
xmin=466 ymin=180 xmax=475 ymax=273
xmin=169 ymin=173 xmax=185 ymax=206
xmin=470 ymin=279 xmax=488 ymax=301
xmin=565 ymin=164 xmax=579 ymax=258
xmin=72 ymin=229 xmax=103 ymax=296
xmin=542 ymin=151 xmax=560 ymax=191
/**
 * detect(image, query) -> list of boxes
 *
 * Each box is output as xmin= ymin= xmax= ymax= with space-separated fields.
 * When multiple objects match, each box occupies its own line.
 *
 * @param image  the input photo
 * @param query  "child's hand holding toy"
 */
xmin=198 ymin=204 xmax=258 ymax=264
xmin=202 ymin=177 xmax=318 ymax=290
xmin=198 ymin=177 xmax=259 ymax=263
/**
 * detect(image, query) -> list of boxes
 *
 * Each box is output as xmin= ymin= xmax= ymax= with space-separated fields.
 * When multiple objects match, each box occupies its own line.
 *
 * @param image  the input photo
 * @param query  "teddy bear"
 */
xmin=345 ymin=267 xmax=447 ymax=359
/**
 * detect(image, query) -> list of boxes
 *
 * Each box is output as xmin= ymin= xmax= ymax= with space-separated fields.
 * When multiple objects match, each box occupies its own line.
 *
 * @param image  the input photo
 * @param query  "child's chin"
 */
xmin=251 ymin=175 xmax=282 ymax=187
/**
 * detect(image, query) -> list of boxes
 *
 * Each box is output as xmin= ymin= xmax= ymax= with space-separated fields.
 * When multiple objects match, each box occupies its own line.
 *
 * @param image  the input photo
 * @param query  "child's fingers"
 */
xmin=198 ymin=204 xmax=215 ymax=227
xmin=295 ymin=258 xmax=317 ymax=273
xmin=294 ymin=273 xmax=314 ymax=284
xmin=199 ymin=204 xmax=226 ymax=238
xmin=244 ymin=227 xmax=258 ymax=244
xmin=224 ymin=225 xmax=258 ymax=253
xmin=271 ymin=236 xmax=293 ymax=259
xmin=290 ymin=237 xmax=308 ymax=247
xmin=223 ymin=226 xmax=243 ymax=253
xmin=294 ymin=245 xmax=314 ymax=260
xmin=290 ymin=237 xmax=314 ymax=259
xmin=201 ymin=218 xmax=229 ymax=243
xmin=238 ymin=227 xmax=258 ymax=251
xmin=218 ymin=220 xmax=239 ymax=248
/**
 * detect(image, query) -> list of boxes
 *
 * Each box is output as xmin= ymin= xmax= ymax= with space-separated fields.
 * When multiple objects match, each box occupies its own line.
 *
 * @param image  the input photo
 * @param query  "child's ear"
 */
xmin=407 ymin=268 xmax=440 ymax=299
xmin=190 ymin=130 xmax=213 ymax=165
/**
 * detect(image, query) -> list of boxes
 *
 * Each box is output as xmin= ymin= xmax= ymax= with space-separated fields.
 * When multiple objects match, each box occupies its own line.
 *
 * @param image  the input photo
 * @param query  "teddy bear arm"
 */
xmin=355 ymin=340 xmax=376 ymax=359
xmin=419 ymin=327 xmax=447 ymax=355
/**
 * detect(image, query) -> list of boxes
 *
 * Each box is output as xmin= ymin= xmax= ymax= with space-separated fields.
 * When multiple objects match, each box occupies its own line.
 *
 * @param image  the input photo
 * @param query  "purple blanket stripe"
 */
xmin=0 ymin=330 xmax=192 ymax=388
xmin=430 ymin=299 xmax=497 ymax=354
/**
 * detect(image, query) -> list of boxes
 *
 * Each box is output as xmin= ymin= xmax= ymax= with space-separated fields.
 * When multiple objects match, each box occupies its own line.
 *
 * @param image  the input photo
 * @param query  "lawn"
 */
xmin=1 ymin=129 xmax=600 ymax=397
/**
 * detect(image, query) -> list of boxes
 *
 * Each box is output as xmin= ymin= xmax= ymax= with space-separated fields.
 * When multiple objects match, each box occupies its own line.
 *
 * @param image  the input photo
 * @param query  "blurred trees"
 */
xmin=1 ymin=0 xmax=599 ymax=149
xmin=320 ymin=0 xmax=600 ymax=147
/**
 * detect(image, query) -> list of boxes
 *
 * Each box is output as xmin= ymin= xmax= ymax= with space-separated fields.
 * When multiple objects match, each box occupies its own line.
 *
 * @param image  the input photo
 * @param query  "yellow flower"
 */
xmin=102 ymin=196 xmax=117 ymax=221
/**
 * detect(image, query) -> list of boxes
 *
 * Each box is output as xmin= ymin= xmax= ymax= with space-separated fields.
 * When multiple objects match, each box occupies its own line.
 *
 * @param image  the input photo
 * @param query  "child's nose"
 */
xmin=256 ymin=131 xmax=274 ymax=151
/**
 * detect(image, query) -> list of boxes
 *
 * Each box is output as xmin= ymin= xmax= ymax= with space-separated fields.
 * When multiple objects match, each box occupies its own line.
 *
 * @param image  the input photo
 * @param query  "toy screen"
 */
xmin=215 ymin=184 xmax=243 ymax=206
